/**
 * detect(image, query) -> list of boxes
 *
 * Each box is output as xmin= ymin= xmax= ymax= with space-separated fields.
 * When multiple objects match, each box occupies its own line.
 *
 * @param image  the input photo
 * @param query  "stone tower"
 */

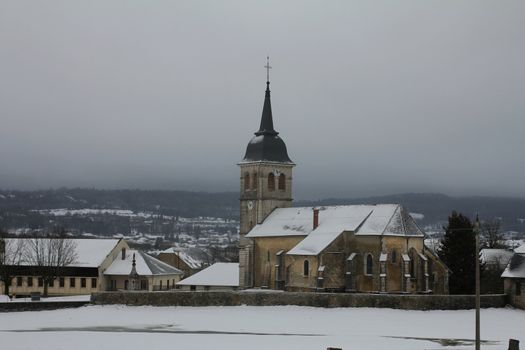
xmin=238 ymin=73 xmax=294 ymax=288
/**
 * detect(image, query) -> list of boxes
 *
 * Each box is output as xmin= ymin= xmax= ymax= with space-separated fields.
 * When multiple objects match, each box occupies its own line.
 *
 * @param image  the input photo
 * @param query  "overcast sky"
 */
xmin=1 ymin=1 xmax=524 ymax=199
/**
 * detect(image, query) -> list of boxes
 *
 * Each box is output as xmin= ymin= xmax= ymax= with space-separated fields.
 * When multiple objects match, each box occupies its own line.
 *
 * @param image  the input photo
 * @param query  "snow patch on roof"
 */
xmin=481 ymin=249 xmax=513 ymax=269
xmin=104 ymin=250 xmax=182 ymax=276
xmin=501 ymin=252 xmax=525 ymax=279
xmin=176 ymin=263 xmax=239 ymax=287
xmin=6 ymin=238 xmax=120 ymax=267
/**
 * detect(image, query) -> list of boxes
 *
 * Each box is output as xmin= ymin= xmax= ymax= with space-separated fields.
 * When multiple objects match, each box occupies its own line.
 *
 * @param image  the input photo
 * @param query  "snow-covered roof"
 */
xmin=480 ymin=249 xmax=513 ymax=269
xmin=257 ymin=204 xmax=424 ymax=256
xmin=104 ymin=250 xmax=182 ymax=276
xmin=6 ymin=238 xmax=121 ymax=268
xmin=502 ymin=244 xmax=525 ymax=279
xmin=176 ymin=262 xmax=239 ymax=287
xmin=161 ymin=247 xmax=208 ymax=269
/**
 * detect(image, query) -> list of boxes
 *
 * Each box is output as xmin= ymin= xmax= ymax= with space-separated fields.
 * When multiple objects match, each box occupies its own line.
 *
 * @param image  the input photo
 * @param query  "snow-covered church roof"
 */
xmin=104 ymin=250 xmax=183 ymax=276
xmin=246 ymin=204 xmax=425 ymax=256
xmin=176 ymin=263 xmax=239 ymax=287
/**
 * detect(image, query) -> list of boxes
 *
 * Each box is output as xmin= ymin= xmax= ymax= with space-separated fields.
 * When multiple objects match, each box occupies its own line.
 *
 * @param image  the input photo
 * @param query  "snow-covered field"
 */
xmin=0 ymin=305 xmax=523 ymax=350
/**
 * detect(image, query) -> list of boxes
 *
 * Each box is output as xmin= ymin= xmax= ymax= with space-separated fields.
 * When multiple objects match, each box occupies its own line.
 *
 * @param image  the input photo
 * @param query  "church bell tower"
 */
xmin=238 ymin=58 xmax=295 ymax=288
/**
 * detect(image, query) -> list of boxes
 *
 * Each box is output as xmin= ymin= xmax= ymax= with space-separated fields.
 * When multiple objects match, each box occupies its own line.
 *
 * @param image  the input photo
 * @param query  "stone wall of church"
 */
xmin=277 ymin=233 xmax=449 ymax=294
xmin=252 ymin=236 xmax=304 ymax=289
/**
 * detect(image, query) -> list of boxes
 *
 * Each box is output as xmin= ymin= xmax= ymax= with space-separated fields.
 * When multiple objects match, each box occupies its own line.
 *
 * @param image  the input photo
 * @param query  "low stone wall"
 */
xmin=91 ymin=291 xmax=507 ymax=310
xmin=0 ymin=301 xmax=90 ymax=312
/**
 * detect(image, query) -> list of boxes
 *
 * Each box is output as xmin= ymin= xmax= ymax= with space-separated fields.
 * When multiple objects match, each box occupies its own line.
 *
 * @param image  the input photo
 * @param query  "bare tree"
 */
xmin=0 ymin=237 xmax=26 ymax=296
xmin=481 ymin=219 xmax=507 ymax=249
xmin=25 ymin=238 xmax=78 ymax=297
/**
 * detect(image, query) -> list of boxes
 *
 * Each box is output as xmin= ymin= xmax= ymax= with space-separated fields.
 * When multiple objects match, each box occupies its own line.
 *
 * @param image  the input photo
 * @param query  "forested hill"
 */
xmin=0 ymin=188 xmax=239 ymax=219
xmin=1 ymin=189 xmax=524 ymax=231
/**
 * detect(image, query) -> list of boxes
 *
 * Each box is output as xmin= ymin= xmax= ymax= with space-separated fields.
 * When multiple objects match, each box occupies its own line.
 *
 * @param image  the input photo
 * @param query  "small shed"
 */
xmin=176 ymin=263 xmax=239 ymax=291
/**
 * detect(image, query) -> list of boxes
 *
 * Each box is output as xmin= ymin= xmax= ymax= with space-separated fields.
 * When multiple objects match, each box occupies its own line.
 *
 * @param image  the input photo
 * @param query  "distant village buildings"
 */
xmin=238 ymin=75 xmax=450 ymax=294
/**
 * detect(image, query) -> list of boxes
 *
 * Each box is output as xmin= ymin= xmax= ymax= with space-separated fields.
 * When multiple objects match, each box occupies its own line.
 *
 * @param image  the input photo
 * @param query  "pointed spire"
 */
xmin=130 ymin=252 xmax=138 ymax=277
xmin=256 ymin=57 xmax=278 ymax=136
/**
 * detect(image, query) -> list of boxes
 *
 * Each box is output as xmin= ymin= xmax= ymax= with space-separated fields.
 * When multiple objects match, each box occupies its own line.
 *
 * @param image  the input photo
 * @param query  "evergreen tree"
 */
xmin=438 ymin=211 xmax=481 ymax=294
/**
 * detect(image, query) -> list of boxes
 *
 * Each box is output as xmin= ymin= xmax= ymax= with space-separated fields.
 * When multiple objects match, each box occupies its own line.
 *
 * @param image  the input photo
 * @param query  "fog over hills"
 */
xmin=1 ymin=189 xmax=524 ymax=234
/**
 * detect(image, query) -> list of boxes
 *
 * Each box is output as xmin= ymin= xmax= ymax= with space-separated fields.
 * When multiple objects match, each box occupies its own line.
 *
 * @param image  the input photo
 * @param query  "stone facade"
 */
xmin=252 ymin=230 xmax=449 ymax=294
xmin=238 ymin=162 xmax=294 ymax=288
xmin=504 ymin=278 xmax=524 ymax=309
xmin=91 ymin=290 xmax=506 ymax=310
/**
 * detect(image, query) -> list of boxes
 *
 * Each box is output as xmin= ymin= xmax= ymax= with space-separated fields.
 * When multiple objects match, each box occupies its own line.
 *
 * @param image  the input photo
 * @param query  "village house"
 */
xmin=238 ymin=72 xmax=449 ymax=294
xmin=502 ymin=244 xmax=525 ymax=309
xmin=156 ymin=247 xmax=210 ymax=277
xmin=1 ymin=238 xmax=182 ymax=296
xmin=104 ymin=249 xmax=183 ymax=291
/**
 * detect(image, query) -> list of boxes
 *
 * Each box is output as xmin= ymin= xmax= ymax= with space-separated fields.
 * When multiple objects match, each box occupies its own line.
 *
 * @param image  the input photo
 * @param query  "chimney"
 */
xmin=121 ymin=247 xmax=126 ymax=260
xmin=313 ymin=208 xmax=319 ymax=229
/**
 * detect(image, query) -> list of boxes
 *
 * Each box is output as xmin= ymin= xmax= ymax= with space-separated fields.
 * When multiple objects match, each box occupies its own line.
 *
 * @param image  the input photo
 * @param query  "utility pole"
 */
xmin=474 ymin=214 xmax=481 ymax=350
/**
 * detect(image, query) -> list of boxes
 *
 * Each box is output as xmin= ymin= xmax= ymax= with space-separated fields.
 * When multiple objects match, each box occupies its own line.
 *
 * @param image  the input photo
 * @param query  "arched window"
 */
xmin=303 ymin=260 xmax=309 ymax=276
xmin=365 ymin=254 xmax=373 ymax=275
xmin=278 ymin=173 xmax=286 ymax=190
xmin=268 ymin=173 xmax=275 ymax=191
xmin=244 ymin=173 xmax=250 ymax=190
xmin=391 ymin=249 xmax=397 ymax=264
xmin=251 ymin=172 xmax=258 ymax=190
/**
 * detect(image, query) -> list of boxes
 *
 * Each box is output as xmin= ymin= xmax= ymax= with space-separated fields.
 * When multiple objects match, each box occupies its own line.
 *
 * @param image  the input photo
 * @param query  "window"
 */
xmin=160 ymin=280 xmax=163 ymax=290
xmin=124 ymin=280 xmax=129 ymax=290
xmin=517 ymin=281 xmax=522 ymax=296
xmin=91 ymin=278 xmax=97 ymax=289
xmin=251 ymin=172 xmax=258 ymax=190
xmin=59 ymin=277 xmax=65 ymax=288
xmin=167 ymin=280 xmax=170 ymax=290
xmin=81 ymin=278 xmax=86 ymax=288
xmin=303 ymin=260 xmax=310 ymax=276
xmin=17 ymin=276 xmax=23 ymax=287
xmin=38 ymin=278 xmax=43 ymax=287
xmin=49 ymin=279 xmax=54 ymax=287
xmin=365 ymin=254 xmax=373 ymax=275
xmin=27 ymin=277 xmax=33 ymax=287
xmin=70 ymin=278 xmax=76 ymax=288
xmin=391 ymin=250 xmax=397 ymax=264
xmin=244 ymin=173 xmax=250 ymax=190
xmin=278 ymin=173 xmax=286 ymax=190
xmin=190 ymin=285 xmax=196 ymax=291
xmin=268 ymin=173 xmax=275 ymax=191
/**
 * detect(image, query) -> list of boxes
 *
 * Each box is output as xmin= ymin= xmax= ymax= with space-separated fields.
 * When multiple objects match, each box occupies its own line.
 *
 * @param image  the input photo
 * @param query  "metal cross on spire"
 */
xmin=264 ymin=56 xmax=272 ymax=83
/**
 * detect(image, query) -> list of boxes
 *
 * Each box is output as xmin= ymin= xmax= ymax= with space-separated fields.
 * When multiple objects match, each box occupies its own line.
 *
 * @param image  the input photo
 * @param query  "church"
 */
xmin=238 ymin=68 xmax=449 ymax=294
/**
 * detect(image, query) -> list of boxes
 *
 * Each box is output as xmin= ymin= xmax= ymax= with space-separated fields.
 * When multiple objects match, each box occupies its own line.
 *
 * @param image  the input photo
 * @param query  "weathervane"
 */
xmin=264 ymin=56 xmax=272 ymax=83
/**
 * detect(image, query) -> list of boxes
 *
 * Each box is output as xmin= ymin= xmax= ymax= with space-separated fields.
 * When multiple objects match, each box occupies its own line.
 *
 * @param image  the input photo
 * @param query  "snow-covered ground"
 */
xmin=0 ymin=305 xmax=523 ymax=350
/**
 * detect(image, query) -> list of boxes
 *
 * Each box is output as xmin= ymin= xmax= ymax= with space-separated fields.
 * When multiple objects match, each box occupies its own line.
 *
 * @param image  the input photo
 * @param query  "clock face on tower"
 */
xmin=247 ymin=201 xmax=254 ymax=210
